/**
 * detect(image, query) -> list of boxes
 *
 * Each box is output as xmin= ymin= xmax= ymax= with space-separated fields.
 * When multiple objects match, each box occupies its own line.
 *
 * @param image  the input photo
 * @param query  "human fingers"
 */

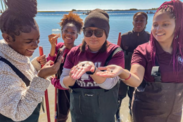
xmin=40 ymin=59 xmax=47 ymax=65
xmin=71 ymin=66 xmax=89 ymax=80
xmin=42 ymin=60 xmax=53 ymax=67
xmin=97 ymin=67 xmax=108 ymax=71
xmin=96 ymin=71 xmax=116 ymax=78
xmin=48 ymin=34 xmax=58 ymax=44
xmin=37 ymin=54 xmax=46 ymax=62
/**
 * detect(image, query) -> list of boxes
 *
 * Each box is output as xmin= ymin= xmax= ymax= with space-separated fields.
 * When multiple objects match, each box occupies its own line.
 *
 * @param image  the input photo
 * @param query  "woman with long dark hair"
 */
xmin=60 ymin=9 xmax=124 ymax=122
xmin=96 ymin=0 xmax=183 ymax=122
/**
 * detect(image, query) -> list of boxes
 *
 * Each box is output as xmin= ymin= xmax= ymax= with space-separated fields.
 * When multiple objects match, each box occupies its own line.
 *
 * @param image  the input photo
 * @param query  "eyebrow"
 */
xmin=24 ymin=35 xmax=40 ymax=41
xmin=24 ymin=39 xmax=34 ymax=41
xmin=153 ymin=20 xmax=171 ymax=23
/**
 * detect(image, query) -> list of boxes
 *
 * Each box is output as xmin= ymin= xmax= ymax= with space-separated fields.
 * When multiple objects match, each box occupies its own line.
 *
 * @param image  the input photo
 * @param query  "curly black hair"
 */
xmin=60 ymin=12 xmax=83 ymax=34
xmin=0 ymin=0 xmax=38 ymax=41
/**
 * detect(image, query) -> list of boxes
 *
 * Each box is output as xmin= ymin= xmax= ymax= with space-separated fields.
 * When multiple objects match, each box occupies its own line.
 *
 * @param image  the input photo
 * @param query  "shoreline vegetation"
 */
xmin=38 ymin=8 xmax=157 ymax=13
xmin=1 ymin=8 xmax=157 ymax=13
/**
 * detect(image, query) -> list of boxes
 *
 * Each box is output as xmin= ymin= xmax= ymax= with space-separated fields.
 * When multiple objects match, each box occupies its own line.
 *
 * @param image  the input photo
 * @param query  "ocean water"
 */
xmin=0 ymin=10 xmax=156 ymax=58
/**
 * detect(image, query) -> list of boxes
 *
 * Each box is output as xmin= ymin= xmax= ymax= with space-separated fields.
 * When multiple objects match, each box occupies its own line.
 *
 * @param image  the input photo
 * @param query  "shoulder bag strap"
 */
xmin=0 ymin=56 xmax=30 ymax=86
xmin=104 ymin=47 xmax=122 ymax=66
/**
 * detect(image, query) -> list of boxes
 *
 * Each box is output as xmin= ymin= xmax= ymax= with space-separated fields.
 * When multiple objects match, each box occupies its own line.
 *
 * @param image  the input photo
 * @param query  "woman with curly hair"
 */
xmin=0 ymin=0 xmax=61 ymax=121
xmin=46 ymin=12 xmax=83 ymax=122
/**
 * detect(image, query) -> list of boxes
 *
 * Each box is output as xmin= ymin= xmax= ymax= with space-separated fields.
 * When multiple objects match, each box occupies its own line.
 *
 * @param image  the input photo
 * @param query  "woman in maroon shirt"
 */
xmin=47 ymin=12 xmax=83 ymax=122
xmin=60 ymin=9 xmax=124 ymax=122
xmin=96 ymin=0 xmax=183 ymax=122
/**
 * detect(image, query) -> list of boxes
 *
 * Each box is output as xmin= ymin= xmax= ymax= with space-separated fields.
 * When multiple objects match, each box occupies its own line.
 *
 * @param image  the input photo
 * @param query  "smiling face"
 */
xmin=133 ymin=13 xmax=147 ymax=32
xmin=62 ymin=23 xmax=78 ymax=46
xmin=3 ymin=26 xmax=40 ymax=57
xmin=152 ymin=11 xmax=175 ymax=44
xmin=84 ymin=27 xmax=106 ymax=52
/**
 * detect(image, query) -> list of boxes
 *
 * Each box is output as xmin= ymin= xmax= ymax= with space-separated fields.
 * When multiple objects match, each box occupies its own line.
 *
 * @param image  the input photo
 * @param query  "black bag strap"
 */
xmin=104 ymin=47 xmax=122 ymax=66
xmin=55 ymin=46 xmax=67 ymax=79
xmin=54 ymin=45 xmax=66 ymax=63
xmin=0 ymin=56 xmax=30 ymax=86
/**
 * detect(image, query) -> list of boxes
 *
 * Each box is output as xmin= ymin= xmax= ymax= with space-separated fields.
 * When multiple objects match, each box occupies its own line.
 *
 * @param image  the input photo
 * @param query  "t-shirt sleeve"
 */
xmin=131 ymin=45 xmax=147 ymax=68
xmin=108 ymin=50 xmax=124 ymax=68
xmin=63 ymin=49 xmax=75 ymax=69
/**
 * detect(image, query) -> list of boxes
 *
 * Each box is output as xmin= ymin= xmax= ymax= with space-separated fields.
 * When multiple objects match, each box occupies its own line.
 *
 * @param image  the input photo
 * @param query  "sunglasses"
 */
xmin=83 ymin=28 xmax=104 ymax=38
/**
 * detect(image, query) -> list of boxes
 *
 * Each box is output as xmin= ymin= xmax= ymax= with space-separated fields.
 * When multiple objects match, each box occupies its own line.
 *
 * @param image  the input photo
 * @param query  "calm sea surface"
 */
xmin=0 ymin=10 xmax=156 ymax=58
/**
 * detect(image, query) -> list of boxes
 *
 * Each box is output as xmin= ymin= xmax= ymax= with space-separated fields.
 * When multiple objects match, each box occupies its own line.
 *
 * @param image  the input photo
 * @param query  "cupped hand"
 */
xmin=96 ymin=65 xmax=123 ymax=78
xmin=38 ymin=55 xmax=62 ymax=79
xmin=70 ymin=61 xmax=95 ymax=80
xmin=36 ymin=55 xmax=47 ymax=66
xmin=48 ymin=34 xmax=59 ymax=46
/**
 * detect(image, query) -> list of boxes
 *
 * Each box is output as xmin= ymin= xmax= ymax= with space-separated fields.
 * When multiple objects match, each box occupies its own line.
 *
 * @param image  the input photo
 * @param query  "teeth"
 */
xmin=157 ymin=34 xmax=164 ymax=36
xmin=66 ymin=37 xmax=71 ymax=39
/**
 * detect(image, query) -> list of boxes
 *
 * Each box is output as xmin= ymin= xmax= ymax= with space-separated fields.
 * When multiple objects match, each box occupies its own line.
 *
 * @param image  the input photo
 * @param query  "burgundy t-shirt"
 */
xmin=64 ymin=41 xmax=124 ymax=88
xmin=131 ymin=41 xmax=183 ymax=83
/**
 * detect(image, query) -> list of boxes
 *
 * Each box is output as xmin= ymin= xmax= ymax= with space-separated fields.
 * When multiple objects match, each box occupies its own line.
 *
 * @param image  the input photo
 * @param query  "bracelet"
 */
xmin=86 ymin=67 xmax=96 ymax=75
xmin=124 ymin=73 xmax=131 ymax=81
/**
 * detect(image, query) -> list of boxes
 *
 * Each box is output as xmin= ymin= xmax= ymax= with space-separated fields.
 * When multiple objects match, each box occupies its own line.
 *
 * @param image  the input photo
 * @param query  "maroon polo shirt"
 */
xmin=64 ymin=41 xmax=124 ymax=88
xmin=131 ymin=41 xmax=183 ymax=83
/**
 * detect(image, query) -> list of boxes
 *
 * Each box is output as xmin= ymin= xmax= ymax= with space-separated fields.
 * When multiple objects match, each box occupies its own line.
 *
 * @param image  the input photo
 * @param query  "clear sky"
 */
xmin=36 ymin=0 xmax=170 ymax=11
xmin=0 ymin=0 xmax=182 ymax=11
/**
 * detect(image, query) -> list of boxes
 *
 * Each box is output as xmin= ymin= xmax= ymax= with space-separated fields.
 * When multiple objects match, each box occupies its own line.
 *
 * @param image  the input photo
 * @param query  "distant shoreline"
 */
xmin=38 ymin=9 xmax=157 ymax=13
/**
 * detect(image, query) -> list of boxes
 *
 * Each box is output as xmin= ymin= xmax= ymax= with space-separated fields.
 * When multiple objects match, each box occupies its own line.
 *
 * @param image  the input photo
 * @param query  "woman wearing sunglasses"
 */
xmin=60 ymin=9 xmax=124 ymax=122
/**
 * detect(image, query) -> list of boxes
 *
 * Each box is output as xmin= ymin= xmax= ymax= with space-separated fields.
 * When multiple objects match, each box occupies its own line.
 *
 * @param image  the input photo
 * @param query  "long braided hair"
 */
xmin=0 ymin=0 xmax=38 ymax=41
xmin=150 ymin=0 xmax=183 ymax=71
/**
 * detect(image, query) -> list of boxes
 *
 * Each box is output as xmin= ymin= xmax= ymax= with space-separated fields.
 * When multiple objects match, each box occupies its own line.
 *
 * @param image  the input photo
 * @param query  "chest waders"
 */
xmin=70 ymin=47 xmax=122 ymax=122
xmin=55 ymin=46 xmax=70 ymax=122
xmin=132 ymin=59 xmax=183 ymax=122
xmin=0 ymin=57 xmax=41 ymax=122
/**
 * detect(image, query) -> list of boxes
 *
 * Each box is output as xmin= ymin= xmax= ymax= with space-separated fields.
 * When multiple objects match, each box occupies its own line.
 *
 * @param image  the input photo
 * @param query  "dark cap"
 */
xmin=84 ymin=9 xmax=110 ymax=38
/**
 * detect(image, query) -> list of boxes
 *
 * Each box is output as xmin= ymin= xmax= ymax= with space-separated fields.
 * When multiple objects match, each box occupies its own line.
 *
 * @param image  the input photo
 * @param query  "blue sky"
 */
xmin=0 ymin=0 xmax=181 ymax=11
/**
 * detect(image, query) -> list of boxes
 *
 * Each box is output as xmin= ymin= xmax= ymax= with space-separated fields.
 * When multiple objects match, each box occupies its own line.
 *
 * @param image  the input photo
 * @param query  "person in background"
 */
xmin=96 ymin=0 xmax=183 ymax=122
xmin=0 ymin=0 xmax=61 ymax=121
xmin=60 ymin=9 xmax=124 ymax=122
xmin=47 ymin=12 xmax=83 ymax=122
xmin=116 ymin=12 xmax=150 ymax=121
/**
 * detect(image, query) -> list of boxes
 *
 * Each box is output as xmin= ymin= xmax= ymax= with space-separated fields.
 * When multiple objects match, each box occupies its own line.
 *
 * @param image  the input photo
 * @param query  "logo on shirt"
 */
xmin=77 ymin=80 xmax=98 ymax=87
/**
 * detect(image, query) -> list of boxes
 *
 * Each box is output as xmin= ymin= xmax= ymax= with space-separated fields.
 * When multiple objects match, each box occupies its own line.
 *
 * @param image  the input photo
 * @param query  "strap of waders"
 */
xmin=55 ymin=45 xmax=66 ymax=79
xmin=0 ymin=56 xmax=30 ymax=86
xmin=0 ymin=56 xmax=45 ymax=112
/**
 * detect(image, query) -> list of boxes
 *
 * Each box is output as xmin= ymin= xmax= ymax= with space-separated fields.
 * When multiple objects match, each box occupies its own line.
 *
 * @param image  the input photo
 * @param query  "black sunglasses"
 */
xmin=83 ymin=28 xmax=104 ymax=38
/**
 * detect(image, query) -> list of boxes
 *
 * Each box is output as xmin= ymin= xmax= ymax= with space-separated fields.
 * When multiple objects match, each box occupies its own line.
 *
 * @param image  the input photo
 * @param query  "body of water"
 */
xmin=0 ymin=10 xmax=156 ymax=58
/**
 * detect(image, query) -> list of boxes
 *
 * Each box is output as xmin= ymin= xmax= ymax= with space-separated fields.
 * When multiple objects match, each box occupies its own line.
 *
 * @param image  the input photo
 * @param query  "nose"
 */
xmin=156 ymin=25 xmax=163 ymax=31
xmin=32 ymin=40 xmax=39 ymax=48
xmin=136 ymin=21 xmax=141 ymax=24
xmin=90 ymin=32 xmax=96 ymax=38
